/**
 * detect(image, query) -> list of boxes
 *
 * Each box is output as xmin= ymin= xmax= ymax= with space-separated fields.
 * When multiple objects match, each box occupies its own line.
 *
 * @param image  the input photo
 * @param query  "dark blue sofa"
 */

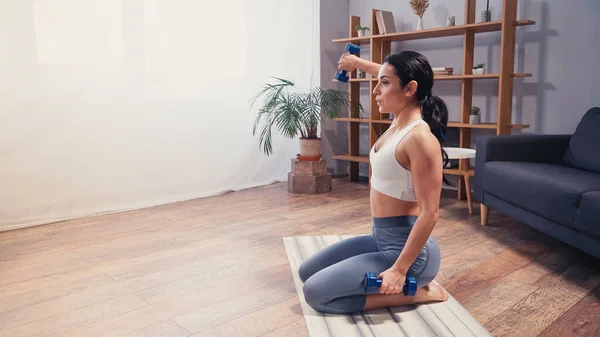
xmin=474 ymin=107 xmax=600 ymax=260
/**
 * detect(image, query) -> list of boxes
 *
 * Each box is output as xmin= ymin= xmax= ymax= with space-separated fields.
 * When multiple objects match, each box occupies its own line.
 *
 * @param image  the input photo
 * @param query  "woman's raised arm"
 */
xmin=338 ymin=53 xmax=382 ymax=78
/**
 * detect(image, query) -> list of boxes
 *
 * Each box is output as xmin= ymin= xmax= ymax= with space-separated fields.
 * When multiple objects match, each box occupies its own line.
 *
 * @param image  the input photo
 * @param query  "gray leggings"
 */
xmin=298 ymin=216 xmax=441 ymax=314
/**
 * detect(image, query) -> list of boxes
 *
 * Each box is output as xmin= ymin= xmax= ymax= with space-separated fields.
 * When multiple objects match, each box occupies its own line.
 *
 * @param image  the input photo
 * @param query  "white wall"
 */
xmin=0 ymin=0 xmax=321 ymax=231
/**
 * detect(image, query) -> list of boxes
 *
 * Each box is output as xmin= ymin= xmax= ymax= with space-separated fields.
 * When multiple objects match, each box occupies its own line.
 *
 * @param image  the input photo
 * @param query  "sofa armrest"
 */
xmin=473 ymin=134 xmax=571 ymax=202
xmin=475 ymin=134 xmax=572 ymax=165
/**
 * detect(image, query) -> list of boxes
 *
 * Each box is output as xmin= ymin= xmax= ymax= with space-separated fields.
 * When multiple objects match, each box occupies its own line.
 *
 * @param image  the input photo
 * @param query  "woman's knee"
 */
xmin=301 ymin=274 xmax=330 ymax=312
xmin=302 ymin=276 xmax=365 ymax=315
xmin=298 ymin=260 xmax=315 ymax=283
xmin=414 ymin=236 xmax=441 ymax=286
xmin=298 ymin=235 xmax=378 ymax=284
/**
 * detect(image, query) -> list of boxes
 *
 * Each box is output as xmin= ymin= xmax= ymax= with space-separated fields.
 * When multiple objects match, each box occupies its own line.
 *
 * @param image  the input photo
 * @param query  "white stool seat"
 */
xmin=443 ymin=147 xmax=476 ymax=215
xmin=445 ymin=147 xmax=476 ymax=159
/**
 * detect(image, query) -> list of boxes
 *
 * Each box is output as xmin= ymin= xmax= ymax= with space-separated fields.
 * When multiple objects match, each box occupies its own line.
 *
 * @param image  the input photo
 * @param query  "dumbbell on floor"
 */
xmin=363 ymin=272 xmax=418 ymax=296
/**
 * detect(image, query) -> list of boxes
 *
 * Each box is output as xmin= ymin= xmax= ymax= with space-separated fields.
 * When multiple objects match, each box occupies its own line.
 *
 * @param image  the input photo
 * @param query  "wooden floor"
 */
xmin=1 ymin=178 xmax=599 ymax=337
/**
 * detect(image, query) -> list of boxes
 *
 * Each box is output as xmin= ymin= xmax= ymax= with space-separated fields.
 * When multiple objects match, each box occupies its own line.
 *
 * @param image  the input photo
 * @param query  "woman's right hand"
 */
xmin=338 ymin=52 xmax=359 ymax=71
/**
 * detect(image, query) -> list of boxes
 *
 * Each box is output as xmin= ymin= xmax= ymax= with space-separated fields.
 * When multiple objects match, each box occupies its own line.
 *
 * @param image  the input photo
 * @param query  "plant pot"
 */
xmin=473 ymin=68 xmax=485 ymax=75
xmin=357 ymin=30 xmax=366 ymax=37
xmin=298 ymin=137 xmax=322 ymax=161
xmin=470 ymin=114 xmax=481 ymax=124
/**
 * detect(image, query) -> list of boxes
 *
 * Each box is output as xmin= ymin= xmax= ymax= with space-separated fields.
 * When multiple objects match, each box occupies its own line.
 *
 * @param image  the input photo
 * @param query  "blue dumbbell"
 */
xmin=334 ymin=42 xmax=361 ymax=82
xmin=363 ymin=272 xmax=418 ymax=296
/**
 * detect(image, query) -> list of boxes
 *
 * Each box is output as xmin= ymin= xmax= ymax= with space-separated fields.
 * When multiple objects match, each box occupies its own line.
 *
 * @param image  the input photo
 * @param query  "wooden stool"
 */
xmin=445 ymin=147 xmax=476 ymax=214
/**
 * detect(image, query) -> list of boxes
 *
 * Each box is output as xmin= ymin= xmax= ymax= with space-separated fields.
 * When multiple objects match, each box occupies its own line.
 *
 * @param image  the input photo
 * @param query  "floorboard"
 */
xmin=0 ymin=178 xmax=599 ymax=337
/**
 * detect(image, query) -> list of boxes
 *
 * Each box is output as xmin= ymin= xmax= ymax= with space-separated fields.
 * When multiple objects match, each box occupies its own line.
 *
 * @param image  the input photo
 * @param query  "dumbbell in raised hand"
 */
xmin=334 ymin=42 xmax=361 ymax=83
xmin=363 ymin=272 xmax=418 ymax=296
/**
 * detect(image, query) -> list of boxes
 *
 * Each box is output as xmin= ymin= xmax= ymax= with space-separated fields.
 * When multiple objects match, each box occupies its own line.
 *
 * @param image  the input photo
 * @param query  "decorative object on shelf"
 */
xmin=473 ymin=63 xmax=485 ymax=74
xmin=470 ymin=106 xmax=481 ymax=124
xmin=432 ymin=67 xmax=454 ymax=76
xmin=356 ymin=25 xmax=370 ymax=37
xmin=409 ymin=0 xmax=429 ymax=30
xmin=251 ymin=77 xmax=362 ymax=160
xmin=447 ymin=16 xmax=455 ymax=26
xmin=481 ymin=10 xmax=491 ymax=22
xmin=375 ymin=10 xmax=397 ymax=34
xmin=357 ymin=69 xmax=366 ymax=78
xmin=481 ymin=0 xmax=491 ymax=22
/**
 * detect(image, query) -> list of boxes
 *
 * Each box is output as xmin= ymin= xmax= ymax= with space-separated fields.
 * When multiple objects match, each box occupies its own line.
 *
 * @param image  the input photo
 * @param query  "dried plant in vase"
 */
xmin=409 ymin=0 xmax=429 ymax=30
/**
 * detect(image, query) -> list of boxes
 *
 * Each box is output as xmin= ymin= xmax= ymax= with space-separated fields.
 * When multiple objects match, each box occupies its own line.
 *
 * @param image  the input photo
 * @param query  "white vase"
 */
xmin=417 ymin=17 xmax=423 ymax=30
xmin=357 ymin=30 xmax=365 ymax=37
xmin=469 ymin=114 xmax=481 ymax=124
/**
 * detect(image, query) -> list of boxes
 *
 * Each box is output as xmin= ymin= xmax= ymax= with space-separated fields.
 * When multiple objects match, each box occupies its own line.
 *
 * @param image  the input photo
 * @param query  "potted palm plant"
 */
xmin=252 ymin=77 xmax=361 ymax=160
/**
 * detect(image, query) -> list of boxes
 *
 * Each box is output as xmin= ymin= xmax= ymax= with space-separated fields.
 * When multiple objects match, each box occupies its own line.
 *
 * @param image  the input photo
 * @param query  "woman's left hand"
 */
xmin=378 ymin=267 xmax=407 ymax=295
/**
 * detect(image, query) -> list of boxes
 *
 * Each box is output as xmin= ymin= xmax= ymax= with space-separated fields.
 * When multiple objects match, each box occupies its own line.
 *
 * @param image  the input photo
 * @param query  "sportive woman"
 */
xmin=297 ymin=50 xmax=450 ymax=314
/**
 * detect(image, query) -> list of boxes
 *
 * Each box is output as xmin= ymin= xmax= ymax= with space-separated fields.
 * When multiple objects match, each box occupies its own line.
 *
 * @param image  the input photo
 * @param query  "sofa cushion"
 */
xmin=482 ymin=161 xmax=600 ymax=227
xmin=563 ymin=107 xmax=600 ymax=173
xmin=574 ymin=192 xmax=600 ymax=239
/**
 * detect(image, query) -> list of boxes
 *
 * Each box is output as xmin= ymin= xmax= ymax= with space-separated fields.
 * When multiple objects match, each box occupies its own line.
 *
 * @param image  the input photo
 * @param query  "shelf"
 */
xmin=332 ymin=20 xmax=535 ymax=44
xmin=444 ymin=168 xmax=475 ymax=177
xmin=333 ymin=117 xmax=393 ymax=123
xmin=377 ymin=20 xmax=535 ymax=42
xmin=447 ymin=122 xmax=529 ymax=129
xmin=370 ymin=119 xmax=393 ymax=124
xmin=349 ymin=77 xmax=373 ymax=82
xmin=331 ymin=35 xmax=371 ymax=44
xmin=436 ymin=73 xmax=532 ymax=80
xmin=333 ymin=118 xmax=368 ymax=123
xmin=332 ymin=154 xmax=370 ymax=163
xmin=345 ymin=73 xmax=531 ymax=82
xmin=338 ymin=119 xmax=529 ymax=129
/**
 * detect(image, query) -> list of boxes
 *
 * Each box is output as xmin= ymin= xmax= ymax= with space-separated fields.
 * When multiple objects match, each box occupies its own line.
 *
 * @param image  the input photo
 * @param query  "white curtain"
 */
xmin=0 ymin=0 xmax=321 ymax=231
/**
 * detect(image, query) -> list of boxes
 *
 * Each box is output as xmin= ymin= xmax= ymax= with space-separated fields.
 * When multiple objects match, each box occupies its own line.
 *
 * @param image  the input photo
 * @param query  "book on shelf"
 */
xmin=432 ymin=67 xmax=454 ymax=75
xmin=375 ymin=10 xmax=396 ymax=34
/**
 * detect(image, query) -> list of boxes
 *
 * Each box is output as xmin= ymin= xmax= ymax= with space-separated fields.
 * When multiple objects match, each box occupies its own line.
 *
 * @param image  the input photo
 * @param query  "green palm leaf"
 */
xmin=251 ymin=77 xmax=363 ymax=155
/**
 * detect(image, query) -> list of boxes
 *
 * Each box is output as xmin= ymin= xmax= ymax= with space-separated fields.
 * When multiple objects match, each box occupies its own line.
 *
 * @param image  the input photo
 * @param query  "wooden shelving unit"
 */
xmin=332 ymin=0 xmax=534 ymax=200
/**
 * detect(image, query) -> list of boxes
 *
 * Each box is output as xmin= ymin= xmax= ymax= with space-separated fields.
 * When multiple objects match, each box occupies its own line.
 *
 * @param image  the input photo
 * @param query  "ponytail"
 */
xmin=421 ymin=94 xmax=449 ymax=170
xmin=420 ymin=94 xmax=450 ymax=186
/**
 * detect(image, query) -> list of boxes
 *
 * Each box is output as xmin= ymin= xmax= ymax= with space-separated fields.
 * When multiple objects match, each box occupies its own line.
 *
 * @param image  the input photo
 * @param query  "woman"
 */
xmin=297 ymin=50 xmax=449 ymax=314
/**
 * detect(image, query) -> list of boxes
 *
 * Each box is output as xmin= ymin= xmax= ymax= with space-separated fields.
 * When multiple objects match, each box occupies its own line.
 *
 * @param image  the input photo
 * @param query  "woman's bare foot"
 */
xmin=421 ymin=281 xmax=449 ymax=303
xmin=363 ymin=281 xmax=449 ymax=310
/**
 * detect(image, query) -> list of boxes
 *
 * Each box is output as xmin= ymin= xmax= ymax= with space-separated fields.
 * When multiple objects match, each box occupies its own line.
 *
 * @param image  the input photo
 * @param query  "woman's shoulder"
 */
xmin=403 ymin=124 xmax=441 ymax=157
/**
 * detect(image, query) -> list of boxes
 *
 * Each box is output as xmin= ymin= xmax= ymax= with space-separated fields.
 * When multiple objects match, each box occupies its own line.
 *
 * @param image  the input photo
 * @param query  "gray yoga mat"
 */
xmin=283 ymin=235 xmax=493 ymax=337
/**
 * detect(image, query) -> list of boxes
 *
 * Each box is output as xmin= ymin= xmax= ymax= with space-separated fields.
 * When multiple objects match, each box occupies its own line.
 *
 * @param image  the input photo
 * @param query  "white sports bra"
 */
xmin=369 ymin=119 xmax=427 ymax=202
